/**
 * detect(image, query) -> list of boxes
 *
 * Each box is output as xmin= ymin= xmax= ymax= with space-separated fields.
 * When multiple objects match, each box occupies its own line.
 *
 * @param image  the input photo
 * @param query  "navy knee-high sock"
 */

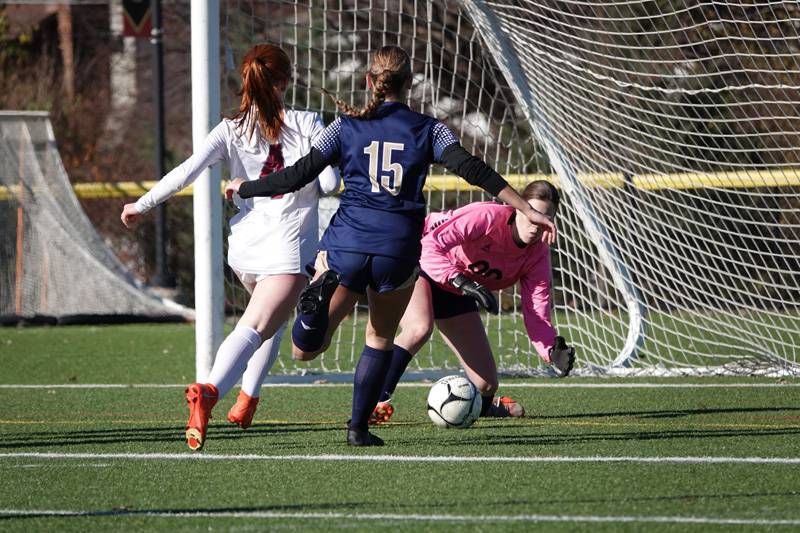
xmin=350 ymin=345 xmax=393 ymax=431
xmin=378 ymin=345 xmax=414 ymax=402
xmin=291 ymin=309 xmax=329 ymax=352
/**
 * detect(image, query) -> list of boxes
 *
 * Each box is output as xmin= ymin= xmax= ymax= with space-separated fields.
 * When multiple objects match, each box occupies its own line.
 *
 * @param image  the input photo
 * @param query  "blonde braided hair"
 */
xmin=324 ymin=46 xmax=412 ymax=120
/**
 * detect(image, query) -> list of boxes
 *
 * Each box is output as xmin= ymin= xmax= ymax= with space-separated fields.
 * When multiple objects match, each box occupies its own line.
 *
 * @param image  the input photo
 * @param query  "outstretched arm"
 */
xmin=121 ymin=121 xmax=229 ymax=228
xmin=231 ymin=147 xmax=332 ymax=198
xmin=230 ymin=117 xmax=342 ymax=199
xmin=520 ymin=266 xmax=557 ymax=362
xmin=520 ymin=259 xmax=575 ymax=377
xmin=434 ymin=126 xmax=556 ymax=245
xmin=439 ymin=143 xmax=508 ymax=197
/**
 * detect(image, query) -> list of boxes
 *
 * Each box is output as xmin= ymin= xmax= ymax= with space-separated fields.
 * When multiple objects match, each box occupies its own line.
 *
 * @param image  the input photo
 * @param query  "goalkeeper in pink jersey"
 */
xmin=371 ymin=180 xmax=575 ymax=423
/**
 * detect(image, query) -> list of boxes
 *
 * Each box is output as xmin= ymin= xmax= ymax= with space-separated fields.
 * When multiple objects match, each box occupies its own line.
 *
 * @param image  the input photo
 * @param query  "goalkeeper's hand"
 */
xmin=549 ymin=336 xmax=575 ymax=377
xmin=449 ymin=274 xmax=499 ymax=315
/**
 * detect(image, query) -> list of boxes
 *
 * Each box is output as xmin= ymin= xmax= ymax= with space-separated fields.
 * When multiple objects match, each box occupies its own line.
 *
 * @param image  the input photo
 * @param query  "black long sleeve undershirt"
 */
xmin=238 ymin=147 xmax=331 ymax=199
xmin=439 ymin=143 xmax=508 ymax=197
xmin=237 ymin=143 xmax=507 ymax=199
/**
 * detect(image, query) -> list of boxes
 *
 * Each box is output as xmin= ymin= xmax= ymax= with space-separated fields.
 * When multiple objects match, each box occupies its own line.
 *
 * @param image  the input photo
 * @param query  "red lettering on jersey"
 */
xmin=259 ymin=143 xmax=285 ymax=199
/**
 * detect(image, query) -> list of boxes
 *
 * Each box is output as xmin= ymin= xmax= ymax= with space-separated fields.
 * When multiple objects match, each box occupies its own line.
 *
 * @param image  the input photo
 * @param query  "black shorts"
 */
xmin=421 ymin=271 xmax=479 ymax=320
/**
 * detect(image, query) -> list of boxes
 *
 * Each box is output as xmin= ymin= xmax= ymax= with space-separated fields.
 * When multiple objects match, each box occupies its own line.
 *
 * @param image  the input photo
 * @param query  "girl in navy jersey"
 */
xmin=226 ymin=45 xmax=555 ymax=446
xmin=122 ymin=44 xmax=338 ymax=451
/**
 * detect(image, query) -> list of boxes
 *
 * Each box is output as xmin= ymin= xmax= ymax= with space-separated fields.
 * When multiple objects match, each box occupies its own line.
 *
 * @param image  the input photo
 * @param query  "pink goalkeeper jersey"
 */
xmin=420 ymin=202 xmax=556 ymax=362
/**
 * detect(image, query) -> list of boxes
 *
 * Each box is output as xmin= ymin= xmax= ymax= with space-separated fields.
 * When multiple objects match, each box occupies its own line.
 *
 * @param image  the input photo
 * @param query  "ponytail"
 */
xmin=232 ymin=44 xmax=291 ymax=142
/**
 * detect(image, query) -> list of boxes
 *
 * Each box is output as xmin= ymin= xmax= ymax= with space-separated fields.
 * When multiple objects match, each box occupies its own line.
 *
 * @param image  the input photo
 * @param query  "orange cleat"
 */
xmin=485 ymin=396 xmax=525 ymax=418
xmin=184 ymin=383 xmax=218 ymax=451
xmin=227 ymin=390 xmax=260 ymax=429
xmin=368 ymin=400 xmax=395 ymax=425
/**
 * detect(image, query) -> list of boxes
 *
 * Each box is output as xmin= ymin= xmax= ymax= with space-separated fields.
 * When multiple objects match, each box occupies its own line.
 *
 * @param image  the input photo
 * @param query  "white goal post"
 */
xmin=192 ymin=0 xmax=800 ymax=378
xmin=191 ymin=0 xmax=224 ymax=382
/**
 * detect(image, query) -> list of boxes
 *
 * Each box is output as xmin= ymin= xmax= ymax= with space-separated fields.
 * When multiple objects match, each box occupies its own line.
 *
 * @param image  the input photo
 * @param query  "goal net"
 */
xmin=216 ymin=0 xmax=800 ymax=376
xmin=0 ymin=112 xmax=192 ymax=324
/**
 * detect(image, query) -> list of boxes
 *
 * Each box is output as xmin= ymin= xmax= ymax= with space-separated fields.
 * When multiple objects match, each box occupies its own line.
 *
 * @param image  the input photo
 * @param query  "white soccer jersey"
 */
xmin=134 ymin=110 xmax=339 ymax=275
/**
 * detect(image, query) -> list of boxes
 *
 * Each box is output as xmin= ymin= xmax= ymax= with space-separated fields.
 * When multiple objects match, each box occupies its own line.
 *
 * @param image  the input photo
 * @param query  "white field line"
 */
xmin=12 ymin=463 xmax=111 ymax=468
xmin=0 ymin=382 xmax=798 ymax=389
xmin=0 ymin=508 xmax=798 ymax=526
xmin=2 ymin=452 xmax=800 ymax=465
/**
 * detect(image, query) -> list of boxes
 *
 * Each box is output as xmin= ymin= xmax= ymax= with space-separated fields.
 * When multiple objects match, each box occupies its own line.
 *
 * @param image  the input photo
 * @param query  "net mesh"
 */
xmin=0 ymin=113 xmax=191 ymax=323
xmin=218 ymin=0 xmax=800 ymax=376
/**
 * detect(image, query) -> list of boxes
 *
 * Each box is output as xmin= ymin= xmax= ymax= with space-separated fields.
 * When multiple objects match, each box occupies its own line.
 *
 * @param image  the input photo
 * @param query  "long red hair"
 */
xmin=233 ymin=44 xmax=291 ymax=142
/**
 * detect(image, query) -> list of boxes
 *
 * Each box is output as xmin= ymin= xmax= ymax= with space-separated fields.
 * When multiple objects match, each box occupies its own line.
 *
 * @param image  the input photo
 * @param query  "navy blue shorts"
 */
xmin=325 ymin=249 xmax=419 ymax=294
xmin=421 ymin=271 xmax=479 ymax=320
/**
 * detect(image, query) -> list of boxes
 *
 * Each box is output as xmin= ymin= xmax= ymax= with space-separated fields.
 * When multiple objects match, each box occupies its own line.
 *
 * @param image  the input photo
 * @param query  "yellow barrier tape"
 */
xmin=1 ymin=169 xmax=798 ymax=201
xmin=633 ymin=169 xmax=800 ymax=190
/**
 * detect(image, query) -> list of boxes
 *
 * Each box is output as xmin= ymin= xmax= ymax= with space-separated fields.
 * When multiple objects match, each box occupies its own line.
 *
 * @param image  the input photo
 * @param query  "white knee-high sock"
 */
xmin=207 ymin=325 xmax=262 ymax=398
xmin=240 ymin=321 xmax=287 ymax=398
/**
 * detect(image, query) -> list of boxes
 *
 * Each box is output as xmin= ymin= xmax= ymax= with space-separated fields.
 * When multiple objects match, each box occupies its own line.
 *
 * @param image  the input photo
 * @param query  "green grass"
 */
xmin=3 ymin=309 xmax=797 ymax=380
xmin=1 ymin=324 xmax=800 ymax=531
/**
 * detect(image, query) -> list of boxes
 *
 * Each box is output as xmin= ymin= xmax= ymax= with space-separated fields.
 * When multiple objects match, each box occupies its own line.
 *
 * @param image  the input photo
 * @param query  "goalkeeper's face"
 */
xmin=516 ymin=198 xmax=556 ymax=245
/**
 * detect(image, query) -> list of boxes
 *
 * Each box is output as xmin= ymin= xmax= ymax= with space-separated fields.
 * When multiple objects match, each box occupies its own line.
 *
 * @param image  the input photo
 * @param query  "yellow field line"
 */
xmin=1 ymin=169 xmax=798 ymax=200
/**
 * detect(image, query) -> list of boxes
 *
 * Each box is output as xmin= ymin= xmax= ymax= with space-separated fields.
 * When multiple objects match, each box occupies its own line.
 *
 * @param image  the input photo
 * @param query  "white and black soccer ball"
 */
xmin=426 ymin=375 xmax=482 ymax=429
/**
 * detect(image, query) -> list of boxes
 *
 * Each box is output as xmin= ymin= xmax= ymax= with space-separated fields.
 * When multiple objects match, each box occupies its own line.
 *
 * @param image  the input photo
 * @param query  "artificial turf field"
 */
xmin=1 ymin=324 xmax=800 ymax=531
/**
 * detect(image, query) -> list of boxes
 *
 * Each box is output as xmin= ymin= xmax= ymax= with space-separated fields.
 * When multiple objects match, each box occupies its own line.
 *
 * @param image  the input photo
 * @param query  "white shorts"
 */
xmin=227 ymin=209 xmax=317 ymax=276
xmin=232 ymin=270 xmax=271 ymax=286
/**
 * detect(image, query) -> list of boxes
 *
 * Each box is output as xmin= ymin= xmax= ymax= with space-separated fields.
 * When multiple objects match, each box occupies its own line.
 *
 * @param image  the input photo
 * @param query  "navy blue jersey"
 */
xmin=314 ymin=102 xmax=458 ymax=259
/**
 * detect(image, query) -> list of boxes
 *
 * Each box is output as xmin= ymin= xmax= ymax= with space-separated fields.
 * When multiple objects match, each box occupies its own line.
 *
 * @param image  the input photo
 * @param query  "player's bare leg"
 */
xmin=239 ymin=274 xmax=307 ymax=342
xmin=394 ymin=277 xmax=435 ymax=354
xmin=436 ymin=312 xmax=524 ymax=418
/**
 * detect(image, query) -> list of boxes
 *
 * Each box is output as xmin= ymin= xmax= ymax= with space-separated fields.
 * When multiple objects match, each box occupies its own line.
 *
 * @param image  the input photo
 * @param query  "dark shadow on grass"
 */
xmin=6 ymin=489 xmax=798 ymax=522
xmin=395 ymin=425 xmax=800 ymax=447
xmin=0 ymin=502 xmax=368 ymax=521
xmin=499 ymin=489 xmax=800 ymax=507
xmin=537 ymin=406 xmax=800 ymax=420
xmin=0 ymin=423 xmax=340 ymax=449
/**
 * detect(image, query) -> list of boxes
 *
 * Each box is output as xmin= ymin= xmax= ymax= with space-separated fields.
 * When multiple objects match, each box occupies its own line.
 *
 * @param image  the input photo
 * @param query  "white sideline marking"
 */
xmin=0 ymin=508 xmax=798 ymax=526
xmin=2 ymin=452 xmax=800 ymax=465
xmin=0 ymin=382 xmax=798 ymax=389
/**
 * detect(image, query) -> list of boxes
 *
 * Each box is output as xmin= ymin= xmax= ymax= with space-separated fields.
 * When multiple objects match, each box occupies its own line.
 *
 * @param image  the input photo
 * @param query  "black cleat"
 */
xmin=346 ymin=428 xmax=384 ymax=447
xmin=297 ymin=270 xmax=340 ymax=315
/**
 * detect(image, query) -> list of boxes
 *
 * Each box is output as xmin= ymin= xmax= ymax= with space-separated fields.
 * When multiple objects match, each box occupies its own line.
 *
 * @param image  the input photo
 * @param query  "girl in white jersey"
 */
xmin=370 ymin=181 xmax=576 ymax=425
xmin=120 ymin=44 xmax=339 ymax=451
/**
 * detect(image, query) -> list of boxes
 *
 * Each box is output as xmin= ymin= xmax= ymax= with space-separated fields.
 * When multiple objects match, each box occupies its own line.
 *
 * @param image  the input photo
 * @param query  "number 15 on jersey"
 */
xmin=364 ymin=141 xmax=404 ymax=196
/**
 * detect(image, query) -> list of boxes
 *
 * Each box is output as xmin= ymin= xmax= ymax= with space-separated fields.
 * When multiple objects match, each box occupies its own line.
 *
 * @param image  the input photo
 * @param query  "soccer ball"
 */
xmin=426 ymin=375 xmax=482 ymax=428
